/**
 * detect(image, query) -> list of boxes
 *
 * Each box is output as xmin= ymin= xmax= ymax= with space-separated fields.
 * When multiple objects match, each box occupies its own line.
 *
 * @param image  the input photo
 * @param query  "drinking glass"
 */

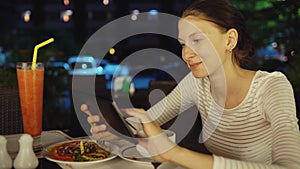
xmin=16 ymin=62 xmax=44 ymax=154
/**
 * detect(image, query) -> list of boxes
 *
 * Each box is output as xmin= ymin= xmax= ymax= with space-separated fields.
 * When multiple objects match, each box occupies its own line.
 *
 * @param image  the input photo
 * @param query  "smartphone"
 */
xmin=96 ymin=97 xmax=139 ymax=144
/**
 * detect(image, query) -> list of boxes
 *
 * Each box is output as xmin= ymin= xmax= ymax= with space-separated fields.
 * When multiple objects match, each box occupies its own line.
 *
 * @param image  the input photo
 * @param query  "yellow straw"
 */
xmin=32 ymin=38 xmax=54 ymax=70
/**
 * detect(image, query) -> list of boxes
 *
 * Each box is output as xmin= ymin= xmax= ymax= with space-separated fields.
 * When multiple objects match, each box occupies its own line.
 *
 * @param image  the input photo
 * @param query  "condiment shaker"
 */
xmin=13 ymin=134 xmax=39 ymax=169
xmin=0 ymin=135 xmax=12 ymax=169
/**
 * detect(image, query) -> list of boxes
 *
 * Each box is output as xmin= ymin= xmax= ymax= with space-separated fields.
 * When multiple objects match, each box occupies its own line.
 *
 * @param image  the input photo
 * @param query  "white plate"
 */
xmin=44 ymin=139 xmax=118 ymax=168
xmin=119 ymin=145 xmax=155 ymax=164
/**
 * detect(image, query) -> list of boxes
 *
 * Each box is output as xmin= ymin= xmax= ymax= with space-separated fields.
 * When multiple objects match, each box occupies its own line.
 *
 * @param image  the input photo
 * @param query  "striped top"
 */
xmin=147 ymin=70 xmax=300 ymax=169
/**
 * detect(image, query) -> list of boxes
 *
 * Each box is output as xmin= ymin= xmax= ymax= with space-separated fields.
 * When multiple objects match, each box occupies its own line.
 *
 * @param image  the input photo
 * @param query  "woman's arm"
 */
xmin=260 ymin=74 xmax=300 ymax=168
xmin=125 ymin=73 xmax=300 ymax=169
xmin=127 ymin=107 xmax=299 ymax=169
xmin=86 ymin=73 xmax=197 ymax=141
xmin=147 ymin=72 xmax=198 ymax=125
xmin=124 ymin=108 xmax=214 ymax=169
xmin=164 ymin=145 xmax=214 ymax=169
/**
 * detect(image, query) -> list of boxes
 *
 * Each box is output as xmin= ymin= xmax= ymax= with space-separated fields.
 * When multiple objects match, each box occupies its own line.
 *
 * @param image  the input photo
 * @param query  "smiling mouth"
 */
xmin=188 ymin=62 xmax=202 ymax=69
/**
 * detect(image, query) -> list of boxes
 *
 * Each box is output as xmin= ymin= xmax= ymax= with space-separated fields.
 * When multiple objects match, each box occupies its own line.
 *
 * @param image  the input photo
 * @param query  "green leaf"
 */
xmin=255 ymin=1 xmax=273 ymax=10
xmin=278 ymin=14 xmax=285 ymax=21
xmin=266 ymin=20 xmax=276 ymax=27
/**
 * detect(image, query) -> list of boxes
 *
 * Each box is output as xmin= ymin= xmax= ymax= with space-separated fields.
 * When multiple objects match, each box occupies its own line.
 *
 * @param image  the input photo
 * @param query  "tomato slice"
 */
xmin=50 ymin=142 xmax=80 ymax=161
xmin=51 ymin=146 xmax=73 ymax=161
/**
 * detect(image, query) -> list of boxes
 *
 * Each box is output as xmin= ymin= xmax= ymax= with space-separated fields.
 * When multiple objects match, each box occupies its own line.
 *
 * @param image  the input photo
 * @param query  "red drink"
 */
xmin=16 ymin=62 xmax=44 ymax=152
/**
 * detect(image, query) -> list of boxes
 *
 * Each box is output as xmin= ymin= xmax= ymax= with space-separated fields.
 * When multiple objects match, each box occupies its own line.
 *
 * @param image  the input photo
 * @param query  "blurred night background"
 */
xmin=0 ymin=0 xmax=299 ymax=136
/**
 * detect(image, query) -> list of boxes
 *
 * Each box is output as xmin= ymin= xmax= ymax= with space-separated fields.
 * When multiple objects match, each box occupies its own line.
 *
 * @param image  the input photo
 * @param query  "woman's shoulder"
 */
xmin=255 ymin=70 xmax=289 ymax=84
xmin=254 ymin=70 xmax=293 ymax=92
xmin=256 ymin=70 xmax=287 ymax=79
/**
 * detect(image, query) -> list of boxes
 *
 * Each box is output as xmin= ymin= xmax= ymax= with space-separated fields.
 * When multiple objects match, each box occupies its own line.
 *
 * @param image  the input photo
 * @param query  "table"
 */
xmin=5 ymin=130 xmax=185 ymax=169
xmin=38 ymin=156 xmax=184 ymax=169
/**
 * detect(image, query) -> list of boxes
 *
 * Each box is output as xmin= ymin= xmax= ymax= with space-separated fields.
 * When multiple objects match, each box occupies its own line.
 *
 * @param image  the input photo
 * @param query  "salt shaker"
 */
xmin=13 ymin=134 xmax=39 ymax=169
xmin=0 ymin=135 xmax=12 ymax=169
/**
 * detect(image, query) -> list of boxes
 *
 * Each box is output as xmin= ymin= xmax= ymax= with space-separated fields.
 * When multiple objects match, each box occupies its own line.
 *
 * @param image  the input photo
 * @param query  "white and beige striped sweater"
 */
xmin=147 ymin=70 xmax=300 ymax=169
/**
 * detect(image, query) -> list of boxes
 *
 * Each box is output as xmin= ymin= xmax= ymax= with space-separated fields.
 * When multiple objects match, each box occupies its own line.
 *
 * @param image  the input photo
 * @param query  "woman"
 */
xmin=85 ymin=0 xmax=300 ymax=168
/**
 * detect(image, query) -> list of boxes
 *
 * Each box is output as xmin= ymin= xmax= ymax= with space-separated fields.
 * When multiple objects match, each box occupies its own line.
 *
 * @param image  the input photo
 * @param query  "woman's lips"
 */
xmin=188 ymin=62 xmax=202 ymax=69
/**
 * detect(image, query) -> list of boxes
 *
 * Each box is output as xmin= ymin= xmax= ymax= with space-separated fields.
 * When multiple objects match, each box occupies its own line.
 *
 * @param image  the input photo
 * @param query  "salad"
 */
xmin=49 ymin=140 xmax=111 ymax=162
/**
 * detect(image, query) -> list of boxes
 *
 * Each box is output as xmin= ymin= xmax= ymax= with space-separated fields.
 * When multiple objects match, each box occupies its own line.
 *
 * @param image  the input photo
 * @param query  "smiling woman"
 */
xmin=85 ymin=0 xmax=300 ymax=169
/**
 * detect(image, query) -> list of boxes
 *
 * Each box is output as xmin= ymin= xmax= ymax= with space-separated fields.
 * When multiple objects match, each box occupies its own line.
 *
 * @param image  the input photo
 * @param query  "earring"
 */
xmin=229 ymin=45 xmax=234 ymax=52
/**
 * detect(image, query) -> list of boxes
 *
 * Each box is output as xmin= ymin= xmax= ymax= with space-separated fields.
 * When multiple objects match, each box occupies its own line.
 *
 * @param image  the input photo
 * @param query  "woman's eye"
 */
xmin=192 ymin=39 xmax=201 ymax=44
xmin=180 ymin=43 xmax=185 ymax=47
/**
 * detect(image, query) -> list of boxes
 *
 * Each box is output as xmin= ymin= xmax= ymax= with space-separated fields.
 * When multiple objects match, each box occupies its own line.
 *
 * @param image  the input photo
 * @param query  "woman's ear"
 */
xmin=226 ymin=28 xmax=238 ymax=52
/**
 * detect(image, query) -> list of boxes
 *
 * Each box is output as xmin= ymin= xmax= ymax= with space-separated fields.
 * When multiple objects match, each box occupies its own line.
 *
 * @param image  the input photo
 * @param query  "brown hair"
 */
xmin=182 ymin=0 xmax=255 ymax=68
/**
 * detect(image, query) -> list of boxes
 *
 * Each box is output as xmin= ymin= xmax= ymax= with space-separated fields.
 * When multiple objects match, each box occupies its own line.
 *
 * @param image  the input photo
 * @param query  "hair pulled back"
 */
xmin=182 ymin=0 xmax=255 ymax=67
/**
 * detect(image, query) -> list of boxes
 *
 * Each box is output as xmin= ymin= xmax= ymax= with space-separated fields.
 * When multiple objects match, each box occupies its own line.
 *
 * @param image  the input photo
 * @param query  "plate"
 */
xmin=44 ymin=139 xmax=118 ymax=168
xmin=119 ymin=145 xmax=155 ymax=164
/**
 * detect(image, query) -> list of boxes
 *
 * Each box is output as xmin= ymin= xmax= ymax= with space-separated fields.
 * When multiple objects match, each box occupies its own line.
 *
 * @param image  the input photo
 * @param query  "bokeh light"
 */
xmin=22 ymin=10 xmax=31 ymax=23
xmin=61 ymin=10 xmax=73 ymax=22
xmin=109 ymin=48 xmax=115 ymax=55
xmin=103 ymin=0 xmax=109 ymax=6
xmin=63 ymin=0 xmax=70 ymax=6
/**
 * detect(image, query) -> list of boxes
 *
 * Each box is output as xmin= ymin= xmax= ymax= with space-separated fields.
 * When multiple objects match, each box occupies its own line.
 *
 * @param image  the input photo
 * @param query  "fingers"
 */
xmin=81 ymin=104 xmax=93 ymax=116
xmin=90 ymin=124 xmax=107 ymax=134
xmin=122 ymin=108 xmax=163 ymax=139
xmin=138 ymin=132 xmax=176 ymax=157
xmin=91 ymin=130 xmax=120 ymax=141
xmin=90 ymin=124 xmax=116 ymax=141
xmin=81 ymin=103 xmax=119 ymax=141
xmin=142 ymin=121 xmax=163 ymax=137
xmin=122 ymin=108 xmax=153 ymax=123
xmin=87 ymin=115 xmax=100 ymax=125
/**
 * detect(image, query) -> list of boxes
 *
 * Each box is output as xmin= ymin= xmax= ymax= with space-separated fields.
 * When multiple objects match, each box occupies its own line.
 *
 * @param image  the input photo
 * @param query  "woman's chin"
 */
xmin=191 ymin=70 xmax=208 ymax=78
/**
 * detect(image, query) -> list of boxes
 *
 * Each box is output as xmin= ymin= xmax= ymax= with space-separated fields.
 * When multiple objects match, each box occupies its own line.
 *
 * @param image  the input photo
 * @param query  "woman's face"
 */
xmin=178 ymin=16 xmax=229 ymax=78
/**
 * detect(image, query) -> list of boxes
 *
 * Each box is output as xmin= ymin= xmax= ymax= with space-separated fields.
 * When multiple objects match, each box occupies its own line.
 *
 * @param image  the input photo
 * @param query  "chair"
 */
xmin=0 ymin=86 xmax=23 ymax=135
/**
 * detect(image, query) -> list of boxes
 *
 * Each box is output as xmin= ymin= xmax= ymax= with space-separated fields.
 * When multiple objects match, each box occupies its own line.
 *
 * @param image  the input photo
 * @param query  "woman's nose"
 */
xmin=182 ymin=46 xmax=196 ymax=61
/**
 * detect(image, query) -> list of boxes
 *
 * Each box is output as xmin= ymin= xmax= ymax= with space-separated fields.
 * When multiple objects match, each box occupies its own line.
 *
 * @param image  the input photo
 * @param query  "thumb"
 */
xmin=122 ymin=108 xmax=153 ymax=123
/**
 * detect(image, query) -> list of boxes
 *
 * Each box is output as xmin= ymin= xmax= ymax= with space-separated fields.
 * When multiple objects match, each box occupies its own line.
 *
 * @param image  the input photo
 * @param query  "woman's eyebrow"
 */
xmin=178 ymin=32 xmax=206 ymax=42
xmin=178 ymin=32 xmax=200 ymax=39
xmin=188 ymin=32 xmax=206 ymax=38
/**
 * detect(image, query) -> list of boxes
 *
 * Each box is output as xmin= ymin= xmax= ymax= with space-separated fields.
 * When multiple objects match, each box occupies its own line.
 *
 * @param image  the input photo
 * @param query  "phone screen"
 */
xmin=96 ymin=97 xmax=138 ymax=144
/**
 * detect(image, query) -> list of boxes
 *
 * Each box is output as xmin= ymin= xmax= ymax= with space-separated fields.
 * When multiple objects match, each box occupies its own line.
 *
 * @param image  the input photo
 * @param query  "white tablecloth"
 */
xmin=57 ymin=157 xmax=184 ymax=169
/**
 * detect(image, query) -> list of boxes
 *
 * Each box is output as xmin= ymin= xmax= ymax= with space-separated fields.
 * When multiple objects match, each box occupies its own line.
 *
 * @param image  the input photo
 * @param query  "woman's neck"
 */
xmin=209 ymin=63 xmax=255 ymax=109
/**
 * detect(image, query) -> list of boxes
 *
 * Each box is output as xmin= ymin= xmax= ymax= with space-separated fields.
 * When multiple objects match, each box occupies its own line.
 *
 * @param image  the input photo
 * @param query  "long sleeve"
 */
xmin=212 ymin=72 xmax=300 ymax=169
xmin=147 ymin=72 xmax=198 ymax=125
xmin=146 ymin=70 xmax=300 ymax=169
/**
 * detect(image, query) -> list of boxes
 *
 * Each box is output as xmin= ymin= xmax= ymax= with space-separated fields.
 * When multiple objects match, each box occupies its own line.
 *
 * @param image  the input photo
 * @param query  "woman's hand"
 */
xmin=122 ymin=108 xmax=177 ymax=162
xmin=81 ymin=104 xmax=119 ymax=141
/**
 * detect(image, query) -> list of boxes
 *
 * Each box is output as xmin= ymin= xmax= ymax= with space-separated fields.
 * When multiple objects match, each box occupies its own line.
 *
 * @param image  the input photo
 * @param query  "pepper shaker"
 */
xmin=0 ymin=135 xmax=12 ymax=169
xmin=13 ymin=134 xmax=39 ymax=169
